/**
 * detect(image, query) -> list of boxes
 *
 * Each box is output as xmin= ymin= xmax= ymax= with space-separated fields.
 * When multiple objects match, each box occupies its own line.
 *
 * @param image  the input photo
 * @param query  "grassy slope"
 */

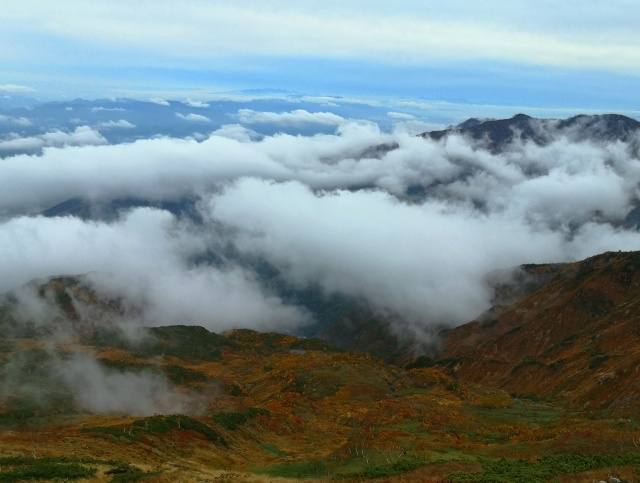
xmin=1 ymin=328 xmax=639 ymax=482
xmin=2 ymin=262 xmax=640 ymax=481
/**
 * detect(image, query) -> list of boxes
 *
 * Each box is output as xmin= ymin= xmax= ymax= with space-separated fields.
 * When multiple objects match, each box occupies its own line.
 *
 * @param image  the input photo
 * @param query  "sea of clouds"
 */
xmin=2 ymin=112 xmax=640 ymax=336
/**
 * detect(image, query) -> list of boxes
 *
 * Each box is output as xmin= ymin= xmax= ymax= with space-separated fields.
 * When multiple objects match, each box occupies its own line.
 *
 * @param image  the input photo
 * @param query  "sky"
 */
xmin=2 ymin=0 xmax=640 ymax=114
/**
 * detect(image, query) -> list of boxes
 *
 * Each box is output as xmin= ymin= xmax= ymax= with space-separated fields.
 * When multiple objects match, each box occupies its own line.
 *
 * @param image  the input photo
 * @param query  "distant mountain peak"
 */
xmin=422 ymin=113 xmax=640 ymax=152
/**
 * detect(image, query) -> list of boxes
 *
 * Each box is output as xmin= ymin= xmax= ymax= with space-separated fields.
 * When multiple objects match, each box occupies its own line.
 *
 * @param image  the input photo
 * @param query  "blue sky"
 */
xmin=2 ymin=0 xmax=640 ymax=117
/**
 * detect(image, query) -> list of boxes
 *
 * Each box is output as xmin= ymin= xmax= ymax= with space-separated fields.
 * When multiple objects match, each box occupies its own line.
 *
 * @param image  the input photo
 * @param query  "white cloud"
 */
xmin=211 ymin=124 xmax=261 ymax=143
xmin=58 ymin=354 xmax=190 ymax=415
xmin=301 ymin=95 xmax=381 ymax=107
xmin=149 ymin=97 xmax=170 ymax=106
xmin=176 ymin=112 xmax=211 ymax=122
xmin=0 ymin=132 xmax=290 ymax=214
xmin=96 ymin=119 xmax=136 ymax=129
xmin=387 ymin=112 xmax=416 ymax=120
xmin=0 ymin=209 xmax=308 ymax=332
xmin=0 ymin=84 xmax=35 ymax=93
xmin=237 ymin=109 xmax=346 ymax=127
xmin=2 ymin=116 xmax=640 ymax=332
xmin=0 ymin=126 xmax=107 ymax=152
xmin=0 ymin=115 xmax=32 ymax=127
xmin=91 ymin=107 xmax=126 ymax=112
xmin=182 ymin=98 xmax=209 ymax=108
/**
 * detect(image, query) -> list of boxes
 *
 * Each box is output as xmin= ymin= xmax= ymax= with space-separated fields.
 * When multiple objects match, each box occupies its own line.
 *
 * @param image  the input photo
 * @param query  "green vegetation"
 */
xmin=0 ymin=456 xmax=97 ymax=481
xmin=255 ymin=453 xmax=428 ymax=480
xmin=225 ymin=382 xmax=246 ymax=397
xmin=97 ymin=360 xmax=208 ymax=386
xmin=358 ymin=458 xmax=426 ymax=478
xmin=86 ymin=415 xmax=227 ymax=447
xmin=106 ymin=464 xmax=154 ymax=482
xmin=0 ymin=457 xmax=159 ymax=483
xmin=289 ymin=371 xmax=344 ymax=398
xmin=140 ymin=326 xmax=233 ymax=361
xmin=83 ymin=426 xmax=139 ymax=443
xmin=134 ymin=415 xmax=227 ymax=445
xmin=212 ymin=407 xmax=270 ymax=430
xmin=86 ymin=325 xmax=234 ymax=361
xmin=162 ymin=364 xmax=208 ymax=385
xmin=586 ymin=340 xmax=610 ymax=369
xmin=449 ymin=453 xmax=640 ymax=482
xmin=511 ymin=356 xmax=545 ymax=374
xmin=254 ymin=460 xmax=328 ymax=479
xmin=260 ymin=443 xmax=287 ymax=456
xmin=0 ymin=348 xmax=75 ymax=424
xmin=544 ymin=333 xmax=578 ymax=355
xmin=467 ymin=400 xmax=562 ymax=429
xmin=404 ymin=355 xmax=436 ymax=370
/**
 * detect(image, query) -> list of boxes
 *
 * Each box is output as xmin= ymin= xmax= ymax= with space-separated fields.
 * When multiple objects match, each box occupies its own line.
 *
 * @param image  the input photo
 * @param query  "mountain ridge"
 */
xmin=421 ymin=113 xmax=640 ymax=152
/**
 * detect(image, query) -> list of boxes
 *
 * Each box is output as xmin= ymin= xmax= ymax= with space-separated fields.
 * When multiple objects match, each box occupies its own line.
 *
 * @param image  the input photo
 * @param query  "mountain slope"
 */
xmin=3 ymin=276 xmax=640 ymax=481
xmin=436 ymin=251 xmax=640 ymax=411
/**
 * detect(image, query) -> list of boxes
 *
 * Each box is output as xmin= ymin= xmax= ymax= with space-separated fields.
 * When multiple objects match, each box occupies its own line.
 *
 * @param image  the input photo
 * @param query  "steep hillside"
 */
xmin=436 ymin=251 xmax=640 ymax=412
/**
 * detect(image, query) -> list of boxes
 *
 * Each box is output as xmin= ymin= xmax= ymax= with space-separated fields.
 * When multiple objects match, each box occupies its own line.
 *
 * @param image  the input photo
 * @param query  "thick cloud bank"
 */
xmin=2 ymin=116 xmax=640 ymax=335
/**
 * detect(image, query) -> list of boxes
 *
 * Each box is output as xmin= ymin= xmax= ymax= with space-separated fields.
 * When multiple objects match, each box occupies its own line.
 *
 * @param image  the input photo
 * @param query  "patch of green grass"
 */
xmin=544 ymin=334 xmax=578 ymax=355
xmin=589 ymin=354 xmax=610 ymax=369
xmin=359 ymin=458 xmax=426 ymax=478
xmin=82 ymin=426 xmax=138 ymax=443
xmin=511 ymin=357 xmax=545 ymax=374
xmin=224 ymin=383 xmax=246 ymax=397
xmin=584 ymin=339 xmax=611 ymax=369
xmin=258 ymin=452 xmax=429 ymax=480
xmin=133 ymin=415 xmax=228 ymax=445
xmin=404 ymin=355 xmax=436 ymax=370
xmin=449 ymin=453 xmax=640 ymax=482
xmin=260 ymin=443 xmax=287 ymax=457
xmin=162 ymin=364 xmax=208 ymax=385
xmin=212 ymin=408 xmax=270 ymax=430
xmin=86 ymin=325 xmax=235 ymax=362
xmin=85 ymin=415 xmax=227 ymax=447
xmin=254 ymin=460 xmax=328 ymax=479
xmin=0 ymin=456 xmax=97 ymax=481
xmin=106 ymin=463 xmax=156 ymax=482
xmin=140 ymin=326 xmax=233 ymax=361
xmin=467 ymin=401 xmax=562 ymax=427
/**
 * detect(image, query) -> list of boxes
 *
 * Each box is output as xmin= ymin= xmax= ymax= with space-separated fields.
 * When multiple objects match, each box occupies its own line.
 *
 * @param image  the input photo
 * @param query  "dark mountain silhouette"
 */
xmin=421 ymin=113 xmax=640 ymax=152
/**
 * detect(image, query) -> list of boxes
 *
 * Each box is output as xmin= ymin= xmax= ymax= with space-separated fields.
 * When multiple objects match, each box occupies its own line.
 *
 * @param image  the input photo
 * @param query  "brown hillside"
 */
xmin=3 ymin=274 xmax=640 ymax=481
xmin=437 ymin=251 xmax=640 ymax=412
